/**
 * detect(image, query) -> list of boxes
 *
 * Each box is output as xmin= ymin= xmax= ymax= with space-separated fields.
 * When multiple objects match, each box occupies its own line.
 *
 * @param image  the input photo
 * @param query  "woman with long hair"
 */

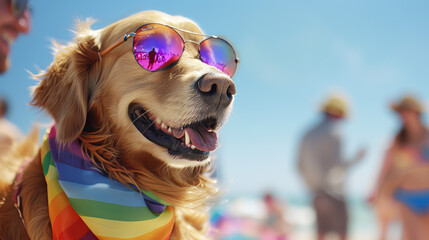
xmin=371 ymin=95 xmax=429 ymax=240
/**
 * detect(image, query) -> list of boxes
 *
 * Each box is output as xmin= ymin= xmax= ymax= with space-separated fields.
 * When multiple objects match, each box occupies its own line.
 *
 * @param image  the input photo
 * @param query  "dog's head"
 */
xmin=32 ymin=11 xmax=237 ymax=169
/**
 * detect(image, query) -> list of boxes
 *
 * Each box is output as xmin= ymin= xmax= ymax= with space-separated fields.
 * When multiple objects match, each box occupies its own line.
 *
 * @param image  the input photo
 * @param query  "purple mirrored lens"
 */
xmin=133 ymin=24 xmax=184 ymax=71
xmin=200 ymin=38 xmax=237 ymax=77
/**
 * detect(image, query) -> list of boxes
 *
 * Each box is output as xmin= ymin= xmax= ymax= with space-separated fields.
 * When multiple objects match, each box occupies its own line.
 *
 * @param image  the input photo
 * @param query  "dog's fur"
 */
xmin=0 ymin=10 xmax=235 ymax=240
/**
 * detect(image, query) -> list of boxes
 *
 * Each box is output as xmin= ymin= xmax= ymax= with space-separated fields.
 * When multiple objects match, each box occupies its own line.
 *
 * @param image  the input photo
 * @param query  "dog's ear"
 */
xmin=32 ymin=35 xmax=100 ymax=143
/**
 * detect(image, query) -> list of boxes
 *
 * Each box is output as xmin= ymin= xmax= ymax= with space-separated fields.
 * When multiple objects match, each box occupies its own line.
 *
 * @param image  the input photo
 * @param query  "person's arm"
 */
xmin=297 ymin=138 xmax=306 ymax=176
xmin=368 ymin=146 xmax=395 ymax=202
xmin=344 ymin=148 xmax=366 ymax=168
xmin=297 ymin=136 xmax=316 ymax=190
xmin=334 ymin=133 xmax=365 ymax=169
xmin=331 ymin=134 xmax=350 ymax=168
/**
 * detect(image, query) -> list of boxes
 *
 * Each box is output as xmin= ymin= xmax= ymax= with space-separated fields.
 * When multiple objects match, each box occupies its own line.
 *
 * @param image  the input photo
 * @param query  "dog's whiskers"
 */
xmin=116 ymin=106 xmax=160 ymax=146
xmin=140 ymin=120 xmax=156 ymax=135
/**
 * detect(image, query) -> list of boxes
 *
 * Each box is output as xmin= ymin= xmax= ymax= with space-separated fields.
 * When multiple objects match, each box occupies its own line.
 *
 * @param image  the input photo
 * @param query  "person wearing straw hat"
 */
xmin=370 ymin=95 xmax=429 ymax=240
xmin=297 ymin=94 xmax=366 ymax=240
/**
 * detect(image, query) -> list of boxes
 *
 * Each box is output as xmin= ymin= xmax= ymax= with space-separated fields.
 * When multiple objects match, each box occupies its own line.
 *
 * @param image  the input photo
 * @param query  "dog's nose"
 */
xmin=196 ymin=73 xmax=236 ymax=108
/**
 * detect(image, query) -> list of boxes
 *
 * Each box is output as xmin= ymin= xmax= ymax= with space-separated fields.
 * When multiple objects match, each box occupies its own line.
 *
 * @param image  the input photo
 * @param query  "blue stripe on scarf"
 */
xmin=59 ymin=181 xmax=149 ymax=207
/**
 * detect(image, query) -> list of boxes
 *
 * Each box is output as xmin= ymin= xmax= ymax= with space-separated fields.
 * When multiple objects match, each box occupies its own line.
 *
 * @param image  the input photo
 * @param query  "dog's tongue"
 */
xmin=172 ymin=128 xmax=185 ymax=138
xmin=185 ymin=126 xmax=217 ymax=152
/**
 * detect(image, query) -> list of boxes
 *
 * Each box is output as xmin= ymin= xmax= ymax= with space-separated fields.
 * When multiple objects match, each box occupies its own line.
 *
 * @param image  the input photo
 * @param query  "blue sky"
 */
xmin=1 ymin=0 xmax=428 ymax=199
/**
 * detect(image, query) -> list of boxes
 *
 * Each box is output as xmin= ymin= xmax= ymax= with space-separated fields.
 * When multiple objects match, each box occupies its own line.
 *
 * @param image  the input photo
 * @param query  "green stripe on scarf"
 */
xmin=68 ymin=198 xmax=161 ymax=221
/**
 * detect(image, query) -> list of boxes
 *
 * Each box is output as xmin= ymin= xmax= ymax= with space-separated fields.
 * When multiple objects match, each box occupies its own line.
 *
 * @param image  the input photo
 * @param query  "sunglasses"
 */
xmin=99 ymin=23 xmax=239 ymax=77
xmin=9 ymin=0 xmax=30 ymax=18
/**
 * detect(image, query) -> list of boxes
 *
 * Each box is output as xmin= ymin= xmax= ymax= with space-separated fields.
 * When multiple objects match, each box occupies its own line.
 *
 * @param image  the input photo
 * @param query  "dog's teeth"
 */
xmin=191 ymin=145 xmax=196 ymax=149
xmin=161 ymin=122 xmax=167 ymax=129
xmin=185 ymin=131 xmax=190 ymax=145
xmin=168 ymin=127 xmax=172 ymax=133
xmin=208 ymin=129 xmax=214 ymax=132
xmin=156 ymin=119 xmax=161 ymax=124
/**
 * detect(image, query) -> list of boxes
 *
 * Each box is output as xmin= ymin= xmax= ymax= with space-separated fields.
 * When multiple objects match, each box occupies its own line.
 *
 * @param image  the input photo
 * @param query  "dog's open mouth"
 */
xmin=128 ymin=104 xmax=218 ymax=161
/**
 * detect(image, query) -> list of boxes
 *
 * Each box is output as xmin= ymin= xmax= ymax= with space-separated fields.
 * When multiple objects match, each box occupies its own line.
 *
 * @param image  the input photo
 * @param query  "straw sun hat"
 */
xmin=391 ymin=95 xmax=424 ymax=114
xmin=320 ymin=94 xmax=348 ymax=118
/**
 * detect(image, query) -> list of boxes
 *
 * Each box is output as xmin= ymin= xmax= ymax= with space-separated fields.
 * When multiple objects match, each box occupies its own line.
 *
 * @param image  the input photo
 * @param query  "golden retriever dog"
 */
xmin=0 ymin=10 xmax=237 ymax=239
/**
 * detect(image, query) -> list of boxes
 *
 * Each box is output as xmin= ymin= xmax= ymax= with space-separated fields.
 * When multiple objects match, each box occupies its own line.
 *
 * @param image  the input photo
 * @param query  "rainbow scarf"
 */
xmin=41 ymin=126 xmax=175 ymax=240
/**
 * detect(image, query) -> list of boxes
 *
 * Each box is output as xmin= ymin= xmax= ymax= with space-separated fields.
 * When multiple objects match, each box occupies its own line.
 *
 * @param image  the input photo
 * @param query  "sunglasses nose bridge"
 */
xmin=184 ymin=40 xmax=200 ymax=45
xmin=183 ymin=40 xmax=201 ymax=58
xmin=183 ymin=40 xmax=200 ymax=50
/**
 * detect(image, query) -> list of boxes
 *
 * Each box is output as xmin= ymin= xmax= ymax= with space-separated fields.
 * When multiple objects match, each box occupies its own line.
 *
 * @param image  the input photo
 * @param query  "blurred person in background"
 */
xmin=0 ymin=0 xmax=31 ymax=73
xmin=370 ymin=95 xmax=429 ymax=240
xmin=0 ymin=0 xmax=30 ymax=154
xmin=261 ymin=192 xmax=289 ymax=240
xmin=297 ymin=94 xmax=366 ymax=240
xmin=0 ymin=95 xmax=23 ymax=154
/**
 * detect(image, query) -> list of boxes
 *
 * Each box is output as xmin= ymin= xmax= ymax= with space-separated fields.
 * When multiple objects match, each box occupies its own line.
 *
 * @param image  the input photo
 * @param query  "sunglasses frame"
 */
xmin=99 ymin=23 xmax=239 ymax=77
xmin=9 ymin=0 xmax=30 ymax=18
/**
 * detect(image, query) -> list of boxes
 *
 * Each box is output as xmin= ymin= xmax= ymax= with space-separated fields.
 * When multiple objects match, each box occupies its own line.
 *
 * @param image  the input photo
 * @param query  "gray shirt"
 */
xmin=298 ymin=117 xmax=359 ymax=198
